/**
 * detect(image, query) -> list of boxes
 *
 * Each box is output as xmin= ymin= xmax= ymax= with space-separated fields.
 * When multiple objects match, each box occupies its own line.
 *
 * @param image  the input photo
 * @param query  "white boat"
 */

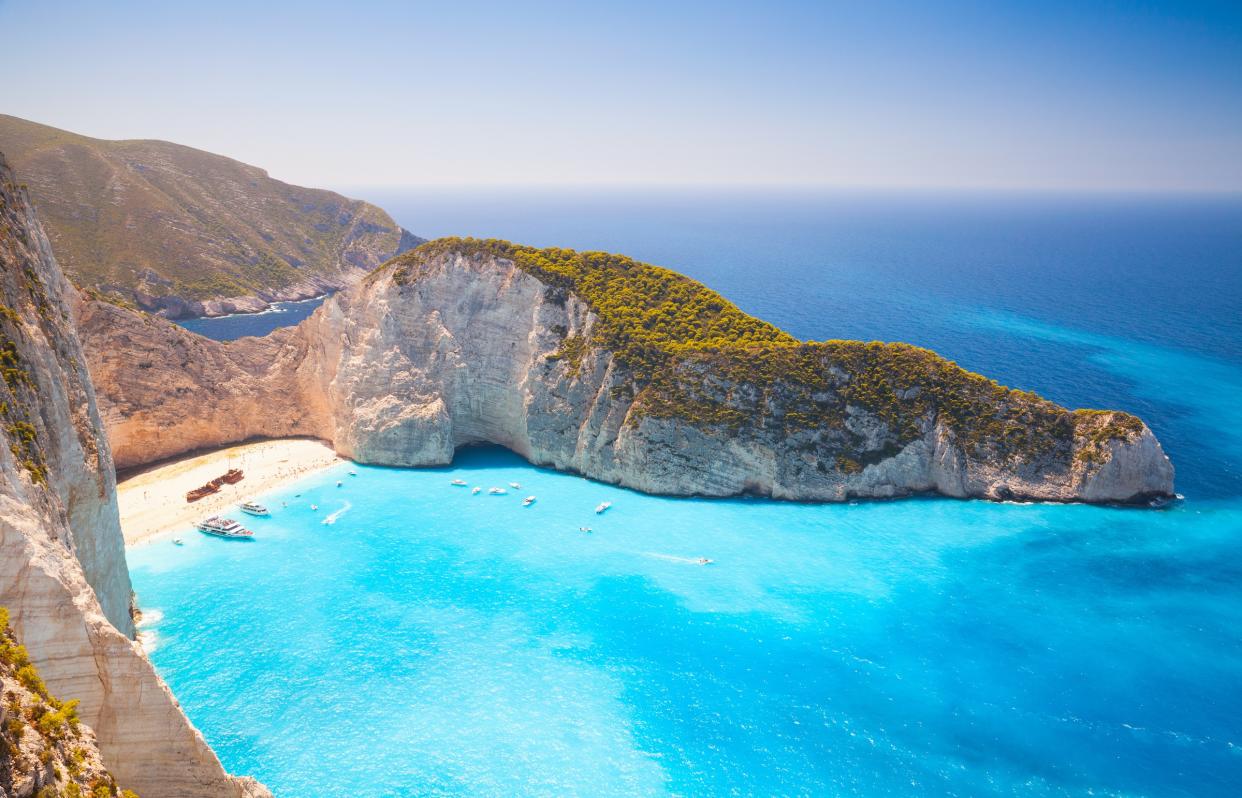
xmin=310 ymin=504 xmax=319 ymax=511
xmin=509 ymin=482 xmax=522 ymax=489
xmin=697 ymin=557 xmax=714 ymax=566
xmin=471 ymin=486 xmax=482 ymax=495
xmin=349 ymin=470 xmax=358 ymax=476
xmin=195 ymin=516 xmax=253 ymax=539
xmin=488 ymin=487 xmax=507 ymax=495
xmin=451 ymin=479 xmax=468 ymax=486
xmin=336 ymin=480 xmax=343 ymax=487
xmin=239 ymin=501 xmax=270 ymax=517
xmin=172 ymin=538 xmax=184 ymax=546
xmin=522 ymin=496 xmax=536 ymax=506
xmin=595 ymin=501 xmax=612 ymax=514
xmin=579 ymin=526 xmax=592 ymax=533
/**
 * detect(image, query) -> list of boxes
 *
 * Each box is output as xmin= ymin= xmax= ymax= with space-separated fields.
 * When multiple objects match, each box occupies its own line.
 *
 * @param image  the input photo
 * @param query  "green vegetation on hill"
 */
xmin=393 ymin=238 xmax=1146 ymax=466
xmin=0 ymin=167 xmax=49 ymax=485
xmin=0 ymin=114 xmax=416 ymax=306
xmin=1 ymin=608 xmax=140 ymax=798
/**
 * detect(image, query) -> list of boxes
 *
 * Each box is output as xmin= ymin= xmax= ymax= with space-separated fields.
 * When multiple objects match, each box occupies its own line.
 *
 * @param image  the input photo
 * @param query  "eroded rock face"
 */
xmin=0 ymin=154 xmax=270 ymax=798
xmin=81 ymin=246 xmax=1175 ymax=504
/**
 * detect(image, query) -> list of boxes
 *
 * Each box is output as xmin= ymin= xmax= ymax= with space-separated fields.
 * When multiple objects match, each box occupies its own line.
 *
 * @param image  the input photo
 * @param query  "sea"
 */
xmin=137 ymin=188 xmax=1242 ymax=797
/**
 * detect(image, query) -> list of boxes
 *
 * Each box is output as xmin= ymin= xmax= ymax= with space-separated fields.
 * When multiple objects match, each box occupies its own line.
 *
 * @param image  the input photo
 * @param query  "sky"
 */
xmin=1 ymin=0 xmax=1240 ymax=191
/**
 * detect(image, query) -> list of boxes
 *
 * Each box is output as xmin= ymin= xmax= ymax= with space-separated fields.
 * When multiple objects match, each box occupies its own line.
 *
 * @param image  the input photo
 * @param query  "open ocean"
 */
xmin=140 ymin=189 xmax=1242 ymax=796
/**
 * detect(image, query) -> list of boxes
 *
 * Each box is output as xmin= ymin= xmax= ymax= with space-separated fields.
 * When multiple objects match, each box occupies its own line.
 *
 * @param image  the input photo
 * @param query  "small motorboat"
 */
xmin=509 ymin=482 xmax=522 ymax=489
xmin=195 ymin=516 xmax=253 ymax=539
xmin=471 ymin=486 xmax=482 ymax=495
xmin=489 ymin=487 xmax=507 ymax=495
xmin=349 ymin=470 xmax=358 ymax=476
xmin=697 ymin=557 xmax=714 ymax=566
xmin=451 ymin=479 xmax=469 ymax=486
xmin=336 ymin=480 xmax=344 ymax=488
xmin=239 ymin=501 xmax=270 ymax=517
xmin=522 ymin=496 xmax=536 ymax=507
xmin=172 ymin=538 xmax=184 ymax=546
xmin=310 ymin=504 xmax=319 ymax=511
xmin=595 ymin=501 xmax=612 ymax=514
xmin=579 ymin=526 xmax=592 ymax=533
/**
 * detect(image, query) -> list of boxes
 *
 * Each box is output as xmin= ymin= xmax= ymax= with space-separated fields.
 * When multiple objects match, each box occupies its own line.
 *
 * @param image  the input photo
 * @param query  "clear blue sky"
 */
xmin=2 ymin=0 xmax=1239 ymax=191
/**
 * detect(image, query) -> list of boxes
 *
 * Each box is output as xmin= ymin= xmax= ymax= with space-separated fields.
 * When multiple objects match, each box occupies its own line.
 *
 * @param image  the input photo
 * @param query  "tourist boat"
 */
xmin=595 ymin=501 xmax=612 ymax=514
xmin=488 ymin=487 xmax=507 ymax=495
xmin=221 ymin=469 xmax=244 ymax=484
xmin=509 ymin=482 xmax=522 ymax=489
xmin=471 ymin=486 xmax=481 ymax=495
xmin=451 ymin=479 xmax=468 ymax=486
xmin=239 ymin=501 xmax=270 ymax=517
xmin=522 ymin=496 xmax=536 ymax=506
xmin=194 ymin=516 xmax=253 ymax=539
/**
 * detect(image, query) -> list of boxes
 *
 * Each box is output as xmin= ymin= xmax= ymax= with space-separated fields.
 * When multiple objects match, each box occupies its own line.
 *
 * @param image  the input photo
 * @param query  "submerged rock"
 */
xmin=81 ymin=238 xmax=1174 ymax=505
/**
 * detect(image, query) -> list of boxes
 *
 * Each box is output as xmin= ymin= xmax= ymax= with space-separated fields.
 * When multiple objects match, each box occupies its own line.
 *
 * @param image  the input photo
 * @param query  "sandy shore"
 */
xmin=117 ymin=438 xmax=346 ymax=546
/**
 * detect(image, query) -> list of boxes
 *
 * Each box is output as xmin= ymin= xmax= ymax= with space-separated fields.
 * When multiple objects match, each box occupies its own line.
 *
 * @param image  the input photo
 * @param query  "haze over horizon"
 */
xmin=2 ymin=0 xmax=1240 ymax=193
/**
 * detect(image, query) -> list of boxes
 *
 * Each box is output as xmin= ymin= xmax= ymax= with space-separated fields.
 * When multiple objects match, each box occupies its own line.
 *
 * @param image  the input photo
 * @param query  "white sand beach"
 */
xmin=117 ymin=438 xmax=345 ymax=545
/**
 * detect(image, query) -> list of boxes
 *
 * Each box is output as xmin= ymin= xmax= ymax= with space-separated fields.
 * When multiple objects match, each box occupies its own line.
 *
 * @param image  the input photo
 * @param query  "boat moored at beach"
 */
xmin=195 ymin=516 xmax=253 ymax=539
xmin=239 ymin=501 xmax=270 ymax=517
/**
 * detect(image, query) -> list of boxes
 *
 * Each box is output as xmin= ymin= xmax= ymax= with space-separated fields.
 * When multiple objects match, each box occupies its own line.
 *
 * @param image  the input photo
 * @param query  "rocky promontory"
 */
xmin=81 ymin=238 xmax=1175 ymax=504
xmin=0 ymin=114 xmax=423 ymax=319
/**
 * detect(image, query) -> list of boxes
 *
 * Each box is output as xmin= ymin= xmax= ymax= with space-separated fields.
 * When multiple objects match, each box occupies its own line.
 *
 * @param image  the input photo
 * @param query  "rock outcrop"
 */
xmin=0 ymin=154 xmax=269 ymax=797
xmin=0 ymin=606 xmax=137 ymax=798
xmin=0 ymin=114 xmax=423 ymax=318
xmin=81 ymin=239 xmax=1175 ymax=504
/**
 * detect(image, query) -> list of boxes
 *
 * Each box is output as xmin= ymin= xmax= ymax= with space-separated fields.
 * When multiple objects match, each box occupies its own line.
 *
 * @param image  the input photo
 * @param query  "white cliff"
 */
xmin=0 ymin=155 xmax=270 ymax=798
xmin=81 ymin=239 xmax=1174 ymax=504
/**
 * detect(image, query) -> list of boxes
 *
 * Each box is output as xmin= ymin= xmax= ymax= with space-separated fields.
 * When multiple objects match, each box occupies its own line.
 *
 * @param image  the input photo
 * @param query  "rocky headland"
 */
xmin=0 ymin=154 xmax=269 ymax=797
xmin=81 ymin=238 xmax=1175 ymax=504
xmin=0 ymin=114 xmax=422 ymax=319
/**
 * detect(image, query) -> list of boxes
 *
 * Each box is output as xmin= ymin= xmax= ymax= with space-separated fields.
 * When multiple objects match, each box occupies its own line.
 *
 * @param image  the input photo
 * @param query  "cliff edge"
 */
xmin=0 ymin=153 xmax=269 ymax=798
xmin=81 ymin=238 xmax=1174 ymax=504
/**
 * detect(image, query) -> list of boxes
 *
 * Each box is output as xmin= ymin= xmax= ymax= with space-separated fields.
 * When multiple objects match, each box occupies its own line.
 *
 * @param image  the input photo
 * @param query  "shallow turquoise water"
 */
xmin=128 ymin=446 xmax=1242 ymax=797
xmin=129 ymin=194 xmax=1242 ymax=796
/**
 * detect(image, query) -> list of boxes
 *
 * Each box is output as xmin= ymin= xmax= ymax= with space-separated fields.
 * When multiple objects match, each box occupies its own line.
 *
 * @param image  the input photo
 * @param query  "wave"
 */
xmin=136 ymin=608 xmax=164 ymax=627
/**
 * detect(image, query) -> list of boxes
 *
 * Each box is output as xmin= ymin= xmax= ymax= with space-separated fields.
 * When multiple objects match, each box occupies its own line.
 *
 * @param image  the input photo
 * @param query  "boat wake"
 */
xmin=642 ymin=552 xmax=708 ymax=565
xmin=322 ymin=501 xmax=352 ymax=525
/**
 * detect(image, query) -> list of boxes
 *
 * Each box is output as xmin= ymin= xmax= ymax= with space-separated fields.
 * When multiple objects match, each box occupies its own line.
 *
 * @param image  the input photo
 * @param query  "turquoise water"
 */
xmin=130 ymin=193 xmax=1242 ymax=796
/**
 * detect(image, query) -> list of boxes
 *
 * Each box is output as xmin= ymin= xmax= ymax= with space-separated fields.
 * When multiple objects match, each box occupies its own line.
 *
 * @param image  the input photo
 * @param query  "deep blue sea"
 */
xmin=175 ymin=294 xmax=331 ymax=339
xmin=131 ymin=189 xmax=1242 ymax=797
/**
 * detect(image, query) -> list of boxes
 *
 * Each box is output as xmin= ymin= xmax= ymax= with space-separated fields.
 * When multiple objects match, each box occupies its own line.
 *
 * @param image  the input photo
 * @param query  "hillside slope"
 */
xmin=0 ymin=114 xmax=421 ymax=317
xmin=80 ymin=238 xmax=1174 ymax=504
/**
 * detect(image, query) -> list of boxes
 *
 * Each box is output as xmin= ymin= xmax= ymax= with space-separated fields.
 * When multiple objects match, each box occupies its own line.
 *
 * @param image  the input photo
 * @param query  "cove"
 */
xmin=127 ymin=446 xmax=1242 ymax=797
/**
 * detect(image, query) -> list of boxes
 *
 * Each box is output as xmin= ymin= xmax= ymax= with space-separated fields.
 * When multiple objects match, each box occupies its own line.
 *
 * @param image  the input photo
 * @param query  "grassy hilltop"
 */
xmin=0 ymin=114 xmax=416 ymax=308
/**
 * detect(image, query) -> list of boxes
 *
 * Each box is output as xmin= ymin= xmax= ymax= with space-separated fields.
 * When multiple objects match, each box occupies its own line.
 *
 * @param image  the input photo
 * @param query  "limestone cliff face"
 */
xmin=0 ymin=154 xmax=269 ymax=798
xmin=82 ymin=241 xmax=1175 ymax=504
